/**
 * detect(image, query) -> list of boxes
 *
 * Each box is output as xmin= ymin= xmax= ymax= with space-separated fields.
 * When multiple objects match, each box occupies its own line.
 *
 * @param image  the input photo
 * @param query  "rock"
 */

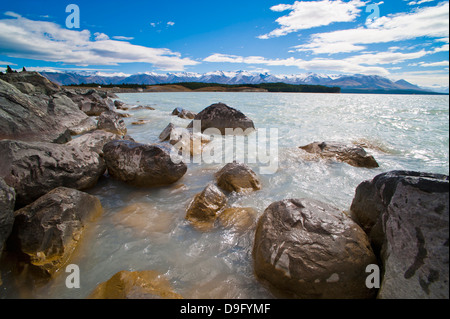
xmin=253 ymin=199 xmax=377 ymax=299
xmin=97 ymin=111 xmax=127 ymax=136
xmin=299 ymin=141 xmax=379 ymax=168
xmin=132 ymin=119 xmax=151 ymax=125
xmin=159 ymin=123 xmax=177 ymax=142
xmin=350 ymin=171 xmax=449 ymax=299
xmin=215 ymin=162 xmax=261 ymax=193
xmin=0 ymin=178 xmax=15 ymax=258
xmin=68 ymin=117 xmax=97 ymax=136
xmin=187 ymin=103 xmax=255 ymax=135
xmin=0 ymin=140 xmax=106 ymax=208
xmin=159 ymin=124 xmax=211 ymax=156
xmin=71 ymin=89 xmax=115 ymax=116
xmin=66 ymin=130 xmax=123 ymax=155
xmin=172 ymin=107 xmax=197 ymax=119
xmin=218 ymin=207 xmax=257 ymax=232
xmin=0 ymin=79 xmax=71 ymax=144
xmin=114 ymin=100 xmax=126 ymax=109
xmin=89 ymin=270 xmax=182 ymax=299
xmin=0 ymin=71 xmax=61 ymax=95
xmin=131 ymin=105 xmax=155 ymax=111
xmin=102 ymin=140 xmax=187 ymax=187
xmin=9 ymin=187 xmax=102 ymax=276
xmin=186 ymin=184 xmax=227 ymax=231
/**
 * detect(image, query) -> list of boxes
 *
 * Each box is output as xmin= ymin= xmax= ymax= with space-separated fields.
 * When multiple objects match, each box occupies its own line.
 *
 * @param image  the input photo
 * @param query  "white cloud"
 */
xmin=293 ymin=2 xmax=449 ymax=54
xmin=419 ymin=60 xmax=449 ymax=67
xmin=4 ymin=11 xmax=21 ymax=18
xmin=0 ymin=14 xmax=198 ymax=71
xmin=0 ymin=61 xmax=17 ymax=66
xmin=167 ymin=21 xmax=175 ymax=26
xmin=112 ymin=36 xmax=134 ymax=41
xmin=259 ymin=0 xmax=367 ymax=39
xmin=408 ymin=0 xmax=435 ymax=5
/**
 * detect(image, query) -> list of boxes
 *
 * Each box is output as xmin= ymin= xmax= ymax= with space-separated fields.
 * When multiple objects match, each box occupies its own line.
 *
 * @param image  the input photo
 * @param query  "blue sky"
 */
xmin=0 ymin=0 xmax=448 ymax=89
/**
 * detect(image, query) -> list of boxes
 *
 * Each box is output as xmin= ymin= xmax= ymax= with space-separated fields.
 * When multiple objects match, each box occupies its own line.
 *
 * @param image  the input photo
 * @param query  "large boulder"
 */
xmin=97 ymin=111 xmax=127 ymax=136
xmin=218 ymin=207 xmax=257 ymax=232
xmin=215 ymin=162 xmax=261 ymax=193
xmin=69 ymin=89 xmax=115 ymax=116
xmin=0 ymin=178 xmax=15 ymax=258
xmin=89 ymin=270 xmax=182 ymax=299
xmin=66 ymin=130 xmax=123 ymax=155
xmin=350 ymin=171 xmax=449 ymax=299
xmin=187 ymin=103 xmax=255 ymax=135
xmin=299 ymin=141 xmax=379 ymax=168
xmin=185 ymin=184 xmax=227 ymax=231
xmin=102 ymin=140 xmax=187 ymax=187
xmin=0 ymin=140 xmax=106 ymax=208
xmin=253 ymin=199 xmax=377 ymax=299
xmin=0 ymin=79 xmax=71 ymax=144
xmin=9 ymin=187 xmax=102 ymax=276
xmin=0 ymin=71 xmax=61 ymax=95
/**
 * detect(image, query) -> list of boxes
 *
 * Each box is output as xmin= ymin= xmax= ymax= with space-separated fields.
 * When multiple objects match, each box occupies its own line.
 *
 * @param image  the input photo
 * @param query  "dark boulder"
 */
xmin=0 ymin=178 xmax=15 ymax=258
xmin=97 ymin=111 xmax=127 ymax=136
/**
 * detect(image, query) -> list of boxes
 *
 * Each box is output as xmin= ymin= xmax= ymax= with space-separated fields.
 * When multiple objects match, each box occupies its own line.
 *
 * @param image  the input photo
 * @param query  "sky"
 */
xmin=0 ymin=0 xmax=448 ymax=90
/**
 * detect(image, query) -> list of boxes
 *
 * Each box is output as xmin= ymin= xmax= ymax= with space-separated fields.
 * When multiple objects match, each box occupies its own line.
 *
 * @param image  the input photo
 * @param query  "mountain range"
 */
xmin=40 ymin=70 xmax=445 ymax=94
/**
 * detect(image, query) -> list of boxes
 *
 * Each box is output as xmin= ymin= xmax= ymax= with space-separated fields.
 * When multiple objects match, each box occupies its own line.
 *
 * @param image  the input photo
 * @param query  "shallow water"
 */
xmin=1 ymin=92 xmax=448 ymax=299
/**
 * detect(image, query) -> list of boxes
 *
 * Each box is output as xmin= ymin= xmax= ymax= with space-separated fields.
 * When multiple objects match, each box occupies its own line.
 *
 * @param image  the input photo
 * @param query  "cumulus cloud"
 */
xmin=293 ymin=2 xmax=449 ymax=54
xmin=0 ymin=14 xmax=198 ymax=71
xmin=258 ymin=0 xmax=366 ymax=39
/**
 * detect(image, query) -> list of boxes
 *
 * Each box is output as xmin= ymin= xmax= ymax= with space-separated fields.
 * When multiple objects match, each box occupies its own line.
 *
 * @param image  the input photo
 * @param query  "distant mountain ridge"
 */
xmin=40 ymin=70 xmax=440 ymax=94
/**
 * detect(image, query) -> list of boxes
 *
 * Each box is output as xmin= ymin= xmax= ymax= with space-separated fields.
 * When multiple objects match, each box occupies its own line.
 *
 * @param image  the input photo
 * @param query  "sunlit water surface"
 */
xmin=1 ymin=93 xmax=448 ymax=299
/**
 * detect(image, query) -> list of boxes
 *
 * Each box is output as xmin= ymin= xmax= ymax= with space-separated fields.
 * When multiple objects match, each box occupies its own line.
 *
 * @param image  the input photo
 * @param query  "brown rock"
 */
xmin=216 ymin=162 xmax=261 ymax=193
xmin=218 ymin=207 xmax=257 ymax=232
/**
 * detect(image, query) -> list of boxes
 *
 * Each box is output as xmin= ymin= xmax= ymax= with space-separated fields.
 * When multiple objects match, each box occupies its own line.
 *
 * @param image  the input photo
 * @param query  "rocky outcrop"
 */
xmin=0 ymin=140 xmax=106 ymax=208
xmin=0 ymin=71 xmax=60 ymax=96
xmin=172 ymin=107 xmax=197 ymax=120
xmin=97 ymin=111 xmax=127 ymax=136
xmin=89 ymin=270 xmax=182 ymax=299
xmin=215 ymin=162 xmax=261 ymax=193
xmin=185 ymin=184 xmax=227 ymax=231
xmin=299 ymin=141 xmax=379 ymax=168
xmin=66 ymin=130 xmax=123 ymax=155
xmin=0 ymin=178 xmax=15 ymax=258
xmin=350 ymin=171 xmax=449 ymax=299
xmin=253 ymin=199 xmax=377 ymax=299
xmin=69 ymin=89 xmax=115 ymax=116
xmin=9 ymin=187 xmax=102 ymax=277
xmin=0 ymin=78 xmax=71 ymax=144
xmin=102 ymin=140 xmax=187 ymax=187
xmin=187 ymin=103 xmax=255 ymax=135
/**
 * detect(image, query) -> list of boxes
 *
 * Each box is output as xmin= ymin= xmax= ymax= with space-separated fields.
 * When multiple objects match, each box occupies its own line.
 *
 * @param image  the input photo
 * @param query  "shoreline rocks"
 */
xmin=350 ymin=171 xmax=449 ymax=299
xmin=103 ymin=140 xmax=187 ymax=187
xmin=299 ymin=141 xmax=379 ymax=168
xmin=97 ymin=111 xmax=127 ymax=136
xmin=253 ymin=198 xmax=377 ymax=299
xmin=187 ymin=103 xmax=255 ymax=135
xmin=9 ymin=187 xmax=103 ymax=277
xmin=0 ymin=139 xmax=106 ymax=208
xmin=215 ymin=162 xmax=261 ymax=193
xmin=172 ymin=107 xmax=197 ymax=120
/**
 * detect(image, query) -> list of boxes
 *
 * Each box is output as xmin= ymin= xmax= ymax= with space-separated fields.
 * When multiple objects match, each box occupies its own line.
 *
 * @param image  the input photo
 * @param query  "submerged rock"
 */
xmin=103 ymin=140 xmax=187 ymax=187
xmin=253 ymin=199 xmax=377 ymax=299
xmin=185 ymin=184 xmax=227 ymax=231
xmin=97 ymin=111 xmax=127 ymax=136
xmin=9 ymin=187 xmax=102 ymax=277
xmin=0 ymin=140 xmax=106 ymax=208
xmin=89 ymin=270 xmax=182 ymax=299
xmin=350 ymin=171 xmax=449 ymax=299
xmin=159 ymin=124 xmax=211 ymax=156
xmin=215 ymin=162 xmax=261 ymax=193
xmin=187 ymin=103 xmax=255 ymax=135
xmin=218 ymin=207 xmax=257 ymax=232
xmin=0 ymin=178 xmax=15 ymax=259
xmin=299 ymin=141 xmax=379 ymax=168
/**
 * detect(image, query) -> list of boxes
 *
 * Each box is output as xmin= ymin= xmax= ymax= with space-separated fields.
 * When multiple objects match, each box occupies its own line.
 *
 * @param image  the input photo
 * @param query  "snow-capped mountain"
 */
xmin=40 ymin=70 xmax=436 ymax=93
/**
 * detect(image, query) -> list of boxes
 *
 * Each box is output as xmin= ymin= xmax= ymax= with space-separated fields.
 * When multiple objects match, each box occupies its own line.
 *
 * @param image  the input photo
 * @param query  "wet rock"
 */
xmin=159 ymin=123 xmax=177 ymax=142
xmin=0 ymin=79 xmax=71 ymax=144
xmin=97 ymin=111 xmax=127 ymax=136
xmin=66 ymin=130 xmax=123 ymax=155
xmin=253 ymin=199 xmax=377 ymax=299
xmin=218 ymin=207 xmax=257 ymax=232
xmin=10 ymin=187 xmax=102 ymax=277
xmin=186 ymin=184 xmax=227 ymax=231
xmin=172 ymin=107 xmax=197 ymax=119
xmin=89 ymin=270 xmax=182 ymax=299
xmin=0 ymin=178 xmax=15 ymax=258
xmin=131 ymin=105 xmax=155 ymax=111
xmin=350 ymin=171 xmax=449 ymax=299
xmin=159 ymin=124 xmax=211 ymax=156
xmin=103 ymin=140 xmax=187 ymax=187
xmin=0 ymin=140 xmax=106 ymax=208
xmin=215 ymin=162 xmax=261 ymax=193
xmin=299 ymin=141 xmax=379 ymax=168
xmin=187 ymin=103 xmax=255 ymax=135
xmin=132 ymin=119 xmax=151 ymax=125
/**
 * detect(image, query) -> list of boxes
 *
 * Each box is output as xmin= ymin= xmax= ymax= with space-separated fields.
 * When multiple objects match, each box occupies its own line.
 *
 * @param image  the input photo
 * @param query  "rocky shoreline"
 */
xmin=0 ymin=71 xmax=448 ymax=299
